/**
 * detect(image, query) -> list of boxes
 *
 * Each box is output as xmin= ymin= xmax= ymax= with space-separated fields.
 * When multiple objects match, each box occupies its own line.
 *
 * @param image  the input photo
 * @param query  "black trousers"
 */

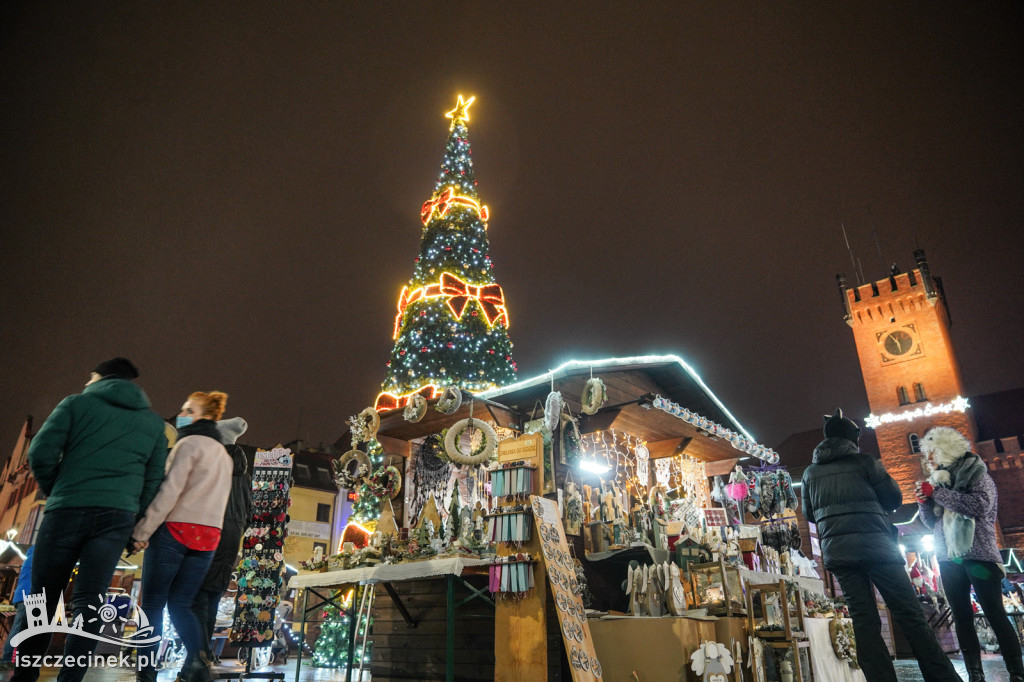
xmin=940 ymin=559 xmax=1023 ymax=663
xmin=831 ymin=560 xmax=961 ymax=682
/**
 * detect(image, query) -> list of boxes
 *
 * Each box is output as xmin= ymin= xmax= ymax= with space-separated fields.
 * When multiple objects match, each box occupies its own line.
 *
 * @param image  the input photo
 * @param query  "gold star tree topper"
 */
xmin=445 ymin=95 xmax=475 ymax=130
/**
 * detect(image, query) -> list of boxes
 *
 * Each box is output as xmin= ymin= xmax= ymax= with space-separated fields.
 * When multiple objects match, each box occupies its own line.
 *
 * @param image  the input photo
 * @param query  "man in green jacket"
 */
xmin=13 ymin=358 xmax=167 ymax=682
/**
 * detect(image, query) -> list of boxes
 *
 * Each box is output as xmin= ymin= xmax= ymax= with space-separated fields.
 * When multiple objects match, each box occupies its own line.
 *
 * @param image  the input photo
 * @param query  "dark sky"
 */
xmin=2 ymin=3 xmax=1022 ymax=452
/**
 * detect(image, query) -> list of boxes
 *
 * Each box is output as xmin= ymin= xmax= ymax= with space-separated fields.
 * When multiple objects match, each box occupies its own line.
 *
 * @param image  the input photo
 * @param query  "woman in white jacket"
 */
xmin=131 ymin=391 xmax=233 ymax=682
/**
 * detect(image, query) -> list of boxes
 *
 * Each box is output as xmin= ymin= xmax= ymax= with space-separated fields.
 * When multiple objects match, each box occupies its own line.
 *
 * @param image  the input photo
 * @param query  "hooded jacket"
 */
xmin=28 ymin=378 xmax=167 ymax=513
xmin=918 ymin=427 xmax=1003 ymax=565
xmin=801 ymin=436 xmax=904 ymax=568
xmin=200 ymin=440 xmax=253 ymax=593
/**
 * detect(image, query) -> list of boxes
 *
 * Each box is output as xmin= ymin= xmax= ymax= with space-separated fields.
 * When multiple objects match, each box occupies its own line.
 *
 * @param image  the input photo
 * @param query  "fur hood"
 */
xmin=921 ymin=426 xmax=972 ymax=485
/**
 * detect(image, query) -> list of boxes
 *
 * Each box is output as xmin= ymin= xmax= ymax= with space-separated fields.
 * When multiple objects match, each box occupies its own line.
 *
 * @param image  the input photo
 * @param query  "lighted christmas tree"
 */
xmin=351 ymin=439 xmax=384 ymax=523
xmin=312 ymin=594 xmax=372 ymax=669
xmin=376 ymin=95 xmax=516 ymax=410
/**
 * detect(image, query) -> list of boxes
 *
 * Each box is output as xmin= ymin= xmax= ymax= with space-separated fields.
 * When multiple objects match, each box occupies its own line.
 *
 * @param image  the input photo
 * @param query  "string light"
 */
xmin=864 ymin=396 xmax=970 ymax=428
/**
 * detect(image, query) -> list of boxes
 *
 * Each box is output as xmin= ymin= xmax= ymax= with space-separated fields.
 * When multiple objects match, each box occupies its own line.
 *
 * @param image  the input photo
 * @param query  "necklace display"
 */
xmin=231 ymin=447 xmax=293 ymax=646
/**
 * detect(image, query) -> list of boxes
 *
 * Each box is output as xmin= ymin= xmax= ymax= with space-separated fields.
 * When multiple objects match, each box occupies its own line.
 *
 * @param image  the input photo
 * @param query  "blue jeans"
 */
xmin=2 ymin=602 xmax=27 ymax=662
xmin=11 ymin=506 xmax=136 ymax=682
xmin=138 ymin=525 xmax=213 ymax=672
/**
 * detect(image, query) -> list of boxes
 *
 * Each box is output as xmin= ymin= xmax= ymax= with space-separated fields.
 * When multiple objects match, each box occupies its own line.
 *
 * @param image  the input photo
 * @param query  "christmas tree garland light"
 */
xmin=394 ymin=272 xmax=509 ymax=338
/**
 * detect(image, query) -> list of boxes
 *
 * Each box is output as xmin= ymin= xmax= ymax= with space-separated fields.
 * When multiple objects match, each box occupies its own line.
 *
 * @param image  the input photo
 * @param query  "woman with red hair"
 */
xmin=131 ymin=391 xmax=234 ymax=682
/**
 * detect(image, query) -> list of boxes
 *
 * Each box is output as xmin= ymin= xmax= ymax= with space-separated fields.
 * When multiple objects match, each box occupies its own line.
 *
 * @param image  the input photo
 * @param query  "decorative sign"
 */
xmin=255 ymin=447 xmax=293 ymax=468
xmin=532 ymin=496 xmax=602 ymax=680
xmin=498 ymin=432 xmax=543 ymax=464
xmin=287 ymin=520 xmax=331 ymax=540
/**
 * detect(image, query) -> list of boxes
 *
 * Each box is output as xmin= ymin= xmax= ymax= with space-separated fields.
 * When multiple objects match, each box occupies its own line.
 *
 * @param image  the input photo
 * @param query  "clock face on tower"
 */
xmin=877 ymin=323 xmax=923 ymax=364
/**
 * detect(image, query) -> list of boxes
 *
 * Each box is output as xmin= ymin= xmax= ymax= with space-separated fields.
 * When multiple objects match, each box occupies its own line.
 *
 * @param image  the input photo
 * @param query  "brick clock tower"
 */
xmin=838 ymin=249 xmax=976 ymax=499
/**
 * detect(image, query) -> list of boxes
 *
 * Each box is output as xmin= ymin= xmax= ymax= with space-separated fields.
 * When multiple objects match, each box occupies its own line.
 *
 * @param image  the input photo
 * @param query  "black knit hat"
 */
xmin=93 ymin=357 xmax=139 ymax=380
xmin=823 ymin=408 xmax=860 ymax=443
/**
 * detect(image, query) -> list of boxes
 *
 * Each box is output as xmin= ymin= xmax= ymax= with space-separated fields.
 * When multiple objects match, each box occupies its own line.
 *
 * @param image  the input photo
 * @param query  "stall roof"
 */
xmin=367 ymin=355 xmax=772 ymax=468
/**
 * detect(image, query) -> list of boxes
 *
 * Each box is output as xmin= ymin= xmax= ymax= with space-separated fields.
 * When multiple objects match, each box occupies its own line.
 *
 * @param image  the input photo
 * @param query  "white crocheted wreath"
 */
xmin=444 ymin=418 xmax=497 ymax=466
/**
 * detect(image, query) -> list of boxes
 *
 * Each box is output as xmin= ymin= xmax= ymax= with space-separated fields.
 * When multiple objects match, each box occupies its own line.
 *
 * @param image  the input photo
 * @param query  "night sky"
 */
xmin=2 ymin=3 xmax=1022 ymax=453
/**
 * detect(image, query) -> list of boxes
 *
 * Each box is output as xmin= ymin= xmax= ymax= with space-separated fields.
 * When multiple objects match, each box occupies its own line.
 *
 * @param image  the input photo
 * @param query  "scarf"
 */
xmin=937 ymin=452 xmax=986 ymax=560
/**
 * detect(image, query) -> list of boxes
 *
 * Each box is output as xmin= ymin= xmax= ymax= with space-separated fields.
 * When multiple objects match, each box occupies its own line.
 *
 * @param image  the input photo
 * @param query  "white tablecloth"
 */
xmin=805 ymin=618 xmax=867 ymax=682
xmin=290 ymin=556 xmax=493 ymax=588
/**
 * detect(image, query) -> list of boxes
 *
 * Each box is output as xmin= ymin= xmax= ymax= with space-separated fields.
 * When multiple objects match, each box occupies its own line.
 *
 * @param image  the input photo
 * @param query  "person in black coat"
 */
xmin=801 ymin=409 xmax=961 ymax=682
xmin=190 ymin=417 xmax=253 ymax=665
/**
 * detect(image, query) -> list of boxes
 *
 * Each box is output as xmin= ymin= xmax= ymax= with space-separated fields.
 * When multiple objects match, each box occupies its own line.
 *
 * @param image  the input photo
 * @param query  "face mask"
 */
xmin=175 ymin=416 xmax=193 ymax=428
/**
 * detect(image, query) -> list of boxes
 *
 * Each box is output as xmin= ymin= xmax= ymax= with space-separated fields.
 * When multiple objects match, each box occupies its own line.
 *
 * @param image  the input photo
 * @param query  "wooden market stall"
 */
xmin=293 ymin=355 xmax=855 ymax=681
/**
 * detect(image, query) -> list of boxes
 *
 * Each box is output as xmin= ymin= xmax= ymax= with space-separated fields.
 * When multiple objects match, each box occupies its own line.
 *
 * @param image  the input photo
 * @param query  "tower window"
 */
xmin=909 ymin=434 xmax=921 ymax=454
xmin=913 ymin=383 xmax=927 ymax=402
xmin=897 ymin=386 xmax=911 ymax=405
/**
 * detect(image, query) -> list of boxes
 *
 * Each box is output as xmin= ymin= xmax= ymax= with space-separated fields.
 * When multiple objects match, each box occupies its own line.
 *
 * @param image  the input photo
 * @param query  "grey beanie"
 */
xmin=217 ymin=417 xmax=248 ymax=444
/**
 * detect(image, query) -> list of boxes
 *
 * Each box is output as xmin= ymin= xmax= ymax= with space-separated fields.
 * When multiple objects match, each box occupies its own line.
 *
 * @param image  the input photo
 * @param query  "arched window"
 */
xmin=909 ymin=434 xmax=921 ymax=454
xmin=897 ymin=386 xmax=911 ymax=405
xmin=914 ymin=383 xmax=927 ymax=402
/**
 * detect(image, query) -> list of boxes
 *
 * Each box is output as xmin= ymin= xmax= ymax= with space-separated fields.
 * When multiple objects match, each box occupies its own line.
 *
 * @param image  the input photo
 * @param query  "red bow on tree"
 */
xmin=438 ymin=272 xmax=508 ymax=326
xmin=393 ymin=273 xmax=509 ymax=338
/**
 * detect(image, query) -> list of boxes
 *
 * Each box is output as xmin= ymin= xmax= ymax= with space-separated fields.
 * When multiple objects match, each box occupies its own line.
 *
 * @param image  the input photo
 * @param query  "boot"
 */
xmin=1006 ymin=653 xmax=1024 ymax=682
xmin=185 ymin=652 xmax=214 ymax=682
xmin=963 ymin=652 xmax=985 ymax=682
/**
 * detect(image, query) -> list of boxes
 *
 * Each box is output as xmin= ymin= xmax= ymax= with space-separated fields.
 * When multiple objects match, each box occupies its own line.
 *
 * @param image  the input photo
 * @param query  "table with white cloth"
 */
xmin=290 ymin=557 xmax=495 ymax=682
xmin=804 ymin=618 xmax=867 ymax=682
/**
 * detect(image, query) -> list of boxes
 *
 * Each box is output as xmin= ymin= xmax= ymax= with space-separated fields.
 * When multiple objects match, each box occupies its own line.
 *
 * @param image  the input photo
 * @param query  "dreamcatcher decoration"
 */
xmin=655 ymin=458 xmax=672 ymax=488
xmin=410 ymin=435 xmax=453 ymax=523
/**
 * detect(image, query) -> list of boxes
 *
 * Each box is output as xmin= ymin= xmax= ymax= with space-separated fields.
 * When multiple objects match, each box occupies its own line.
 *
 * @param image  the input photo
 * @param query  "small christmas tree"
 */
xmin=376 ymin=95 xmax=516 ymax=411
xmin=312 ymin=594 xmax=373 ymax=669
xmin=351 ymin=439 xmax=384 ymax=524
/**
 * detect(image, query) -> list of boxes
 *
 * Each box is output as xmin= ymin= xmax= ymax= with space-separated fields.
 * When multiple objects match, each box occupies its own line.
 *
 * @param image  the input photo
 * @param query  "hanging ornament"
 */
xmin=581 ymin=378 xmax=607 ymax=416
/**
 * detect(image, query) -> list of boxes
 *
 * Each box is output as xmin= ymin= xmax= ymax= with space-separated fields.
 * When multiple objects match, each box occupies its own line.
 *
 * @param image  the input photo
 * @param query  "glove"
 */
xmin=916 ymin=481 xmax=934 ymax=502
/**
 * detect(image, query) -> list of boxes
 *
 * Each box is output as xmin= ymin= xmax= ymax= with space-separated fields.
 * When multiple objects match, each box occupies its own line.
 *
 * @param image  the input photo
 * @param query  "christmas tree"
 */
xmin=351 ymin=439 xmax=384 ymax=523
xmin=312 ymin=592 xmax=372 ymax=669
xmin=376 ymin=95 xmax=516 ymax=411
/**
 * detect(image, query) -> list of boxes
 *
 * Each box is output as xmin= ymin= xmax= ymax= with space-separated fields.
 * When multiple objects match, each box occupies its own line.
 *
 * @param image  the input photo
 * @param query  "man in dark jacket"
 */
xmin=190 ymin=417 xmax=252 ymax=665
xmin=14 ymin=358 xmax=167 ymax=682
xmin=802 ymin=409 xmax=960 ymax=682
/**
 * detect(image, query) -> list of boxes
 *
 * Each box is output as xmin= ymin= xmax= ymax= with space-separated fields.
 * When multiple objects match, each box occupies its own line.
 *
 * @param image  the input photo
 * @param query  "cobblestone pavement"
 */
xmin=894 ymin=654 xmax=1013 ymax=681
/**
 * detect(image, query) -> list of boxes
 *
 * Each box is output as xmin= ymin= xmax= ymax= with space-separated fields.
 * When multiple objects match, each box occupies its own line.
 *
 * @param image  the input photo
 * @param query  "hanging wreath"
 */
xmin=333 ymin=450 xmax=372 ymax=490
xmin=404 ymin=394 xmax=428 ymax=423
xmin=581 ymin=378 xmax=607 ymax=416
xmin=367 ymin=465 xmax=403 ymax=500
xmin=544 ymin=391 xmax=563 ymax=432
xmin=349 ymin=407 xmax=380 ymax=443
xmin=435 ymin=386 xmax=463 ymax=415
xmin=443 ymin=418 xmax=497 ymax=465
